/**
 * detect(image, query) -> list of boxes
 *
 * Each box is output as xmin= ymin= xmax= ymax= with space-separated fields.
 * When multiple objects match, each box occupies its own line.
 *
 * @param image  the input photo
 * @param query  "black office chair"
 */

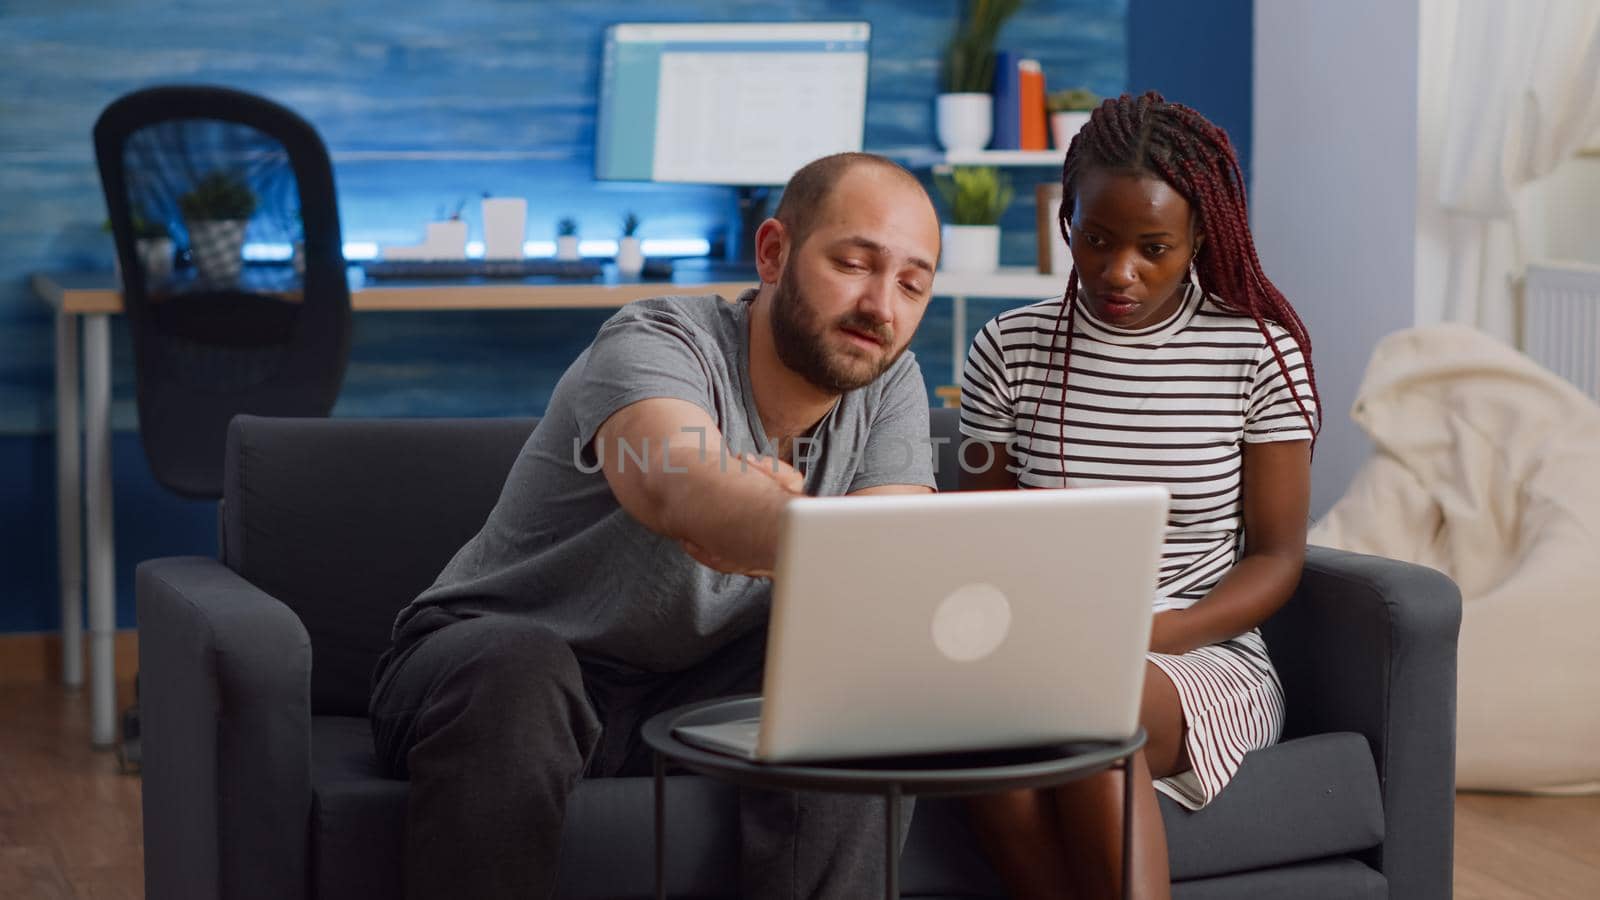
xmin=94 ymin=85 xmax=352 ymax=769
xmin=94 ymin=84 xmax=351 ymax=500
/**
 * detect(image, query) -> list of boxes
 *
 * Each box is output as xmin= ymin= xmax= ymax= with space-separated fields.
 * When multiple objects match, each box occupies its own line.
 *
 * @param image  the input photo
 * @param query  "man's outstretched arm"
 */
xmin=595 ymin=397 xmax=802 ymax=576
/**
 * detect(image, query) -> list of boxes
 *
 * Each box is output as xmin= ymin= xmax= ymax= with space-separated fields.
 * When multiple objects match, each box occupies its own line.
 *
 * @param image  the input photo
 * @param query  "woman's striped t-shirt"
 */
xmin=958 ymin=283 xmax=1318 ymax=610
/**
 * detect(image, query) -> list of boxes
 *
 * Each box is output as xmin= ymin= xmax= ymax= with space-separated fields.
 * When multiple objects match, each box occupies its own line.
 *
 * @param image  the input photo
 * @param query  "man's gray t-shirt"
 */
xmin=390 ymin=292 xmax=936 ymax=672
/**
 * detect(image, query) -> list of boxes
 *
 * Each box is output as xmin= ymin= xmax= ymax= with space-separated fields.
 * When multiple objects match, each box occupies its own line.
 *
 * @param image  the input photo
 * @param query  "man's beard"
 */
xmin=769 ymin=261 xmax=901 ymax=393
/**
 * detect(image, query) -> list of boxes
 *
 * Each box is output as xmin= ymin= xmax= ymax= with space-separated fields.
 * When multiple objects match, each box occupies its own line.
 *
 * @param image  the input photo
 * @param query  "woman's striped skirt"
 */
xmin=1147 ymin=628 xmax=1285 ymax=810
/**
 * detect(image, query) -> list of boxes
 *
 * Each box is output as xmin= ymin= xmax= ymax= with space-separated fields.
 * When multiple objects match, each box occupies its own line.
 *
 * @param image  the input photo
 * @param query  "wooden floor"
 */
xmin=2 ymin=681 xmax=1597 ymax=898
xmin=1 ymin=681 xmax=140 ymax=900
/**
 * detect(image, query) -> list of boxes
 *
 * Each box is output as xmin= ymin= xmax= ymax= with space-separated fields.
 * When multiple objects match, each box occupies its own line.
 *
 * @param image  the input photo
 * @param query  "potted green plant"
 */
xmin=104 ymin=212 xmax=176 ymax=283
xmin=556 ymin=216 xmax=581 ymax=260
xmin=936 ymin=166 xmax=1014 ymax=273
xmin=937 ymin=0 xmax=1025 ymax=153
xmin=616 ymin=212 xmax=644 ymax=277
xmin=1047 ymin=87 xmax=1099 ymax=150
xmin=178 ymin=171 xmax=256 ymax=282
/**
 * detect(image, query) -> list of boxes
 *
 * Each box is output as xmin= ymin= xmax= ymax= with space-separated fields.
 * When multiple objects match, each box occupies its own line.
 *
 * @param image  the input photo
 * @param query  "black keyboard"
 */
xmin=360 ymin=259 xmax=605 ymax=279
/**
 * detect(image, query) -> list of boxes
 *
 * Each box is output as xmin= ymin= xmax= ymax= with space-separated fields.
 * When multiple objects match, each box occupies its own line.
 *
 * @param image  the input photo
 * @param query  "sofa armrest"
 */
xmin=1262 ymin=544 xmax=1462 ymax=900
xmin=138 ymin=556 xmax=314 ymax=900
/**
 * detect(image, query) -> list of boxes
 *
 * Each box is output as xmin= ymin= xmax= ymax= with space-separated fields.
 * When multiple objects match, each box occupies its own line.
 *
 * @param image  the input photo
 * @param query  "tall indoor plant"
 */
xmin=936 ymin=0 xmax=1025 ymax=153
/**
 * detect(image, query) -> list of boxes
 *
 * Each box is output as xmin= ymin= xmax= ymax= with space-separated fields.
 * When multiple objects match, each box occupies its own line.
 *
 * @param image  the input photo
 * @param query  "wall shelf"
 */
xmin=882 ymin=148 xmax=1066 ymax=172
xmin=935 ymin=266 xmax=1062 ymax=299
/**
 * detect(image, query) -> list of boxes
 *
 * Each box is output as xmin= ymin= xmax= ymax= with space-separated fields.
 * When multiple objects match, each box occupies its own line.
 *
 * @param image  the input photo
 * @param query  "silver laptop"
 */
xmin=673 ymin=485 xmax=1169 ymax=763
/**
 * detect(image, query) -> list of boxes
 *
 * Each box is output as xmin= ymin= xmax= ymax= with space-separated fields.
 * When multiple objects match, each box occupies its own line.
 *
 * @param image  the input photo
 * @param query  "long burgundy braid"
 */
xmin=1046 ymin=91 xmax=1319 ymax=480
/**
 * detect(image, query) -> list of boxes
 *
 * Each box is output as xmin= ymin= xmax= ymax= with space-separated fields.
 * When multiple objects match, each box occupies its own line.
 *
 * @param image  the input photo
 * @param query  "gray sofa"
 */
xmin=138 ymin=409 xmax=1461 ymax=899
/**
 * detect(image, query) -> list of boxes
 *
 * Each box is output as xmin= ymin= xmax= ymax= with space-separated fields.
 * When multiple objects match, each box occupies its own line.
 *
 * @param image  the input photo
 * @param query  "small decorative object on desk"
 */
xmin=382 ymin=203 xmax=469 ymax=261
xmin=1047 ymin=87 xmax=1099 ymax=150
xmin=935 ymin=0 xmax=1024 ymax=153
xmin=1034 ymin=182 xmax=1070 ymax=276
xmin=481 ymin=194 xmax=528 ymax=260
xmin=616 ymin=211 xmax=644 ymax=277
xmin=936 ymin=165 xmax=1013 ymax=274
xmin=556 ymin=216 xmax=581 ymax=260
xmin=178 ymin=171 xmax=256 ymax=283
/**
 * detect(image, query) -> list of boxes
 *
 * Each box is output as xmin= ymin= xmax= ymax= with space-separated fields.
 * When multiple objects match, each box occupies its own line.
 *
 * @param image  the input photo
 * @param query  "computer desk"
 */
xmin=32 ymin=264 xmax=1058 ymax=748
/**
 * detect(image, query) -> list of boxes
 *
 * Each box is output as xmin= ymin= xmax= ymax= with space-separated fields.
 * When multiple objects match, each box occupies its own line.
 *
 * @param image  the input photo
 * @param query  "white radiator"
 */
xmin=1522 ymin=260 xmax=1600 ymax=404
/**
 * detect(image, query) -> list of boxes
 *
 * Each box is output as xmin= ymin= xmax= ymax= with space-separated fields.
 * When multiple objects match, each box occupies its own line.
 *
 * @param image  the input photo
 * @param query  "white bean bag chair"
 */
xmin=1309 ymin=324 xmax=1600 ymax=793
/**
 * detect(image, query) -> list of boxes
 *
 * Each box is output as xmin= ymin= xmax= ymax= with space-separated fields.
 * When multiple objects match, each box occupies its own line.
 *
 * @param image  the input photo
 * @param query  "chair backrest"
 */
xmin=94 ymin=85 xmax=351 ymax=499
xmin=224 ymin=416 xmax=539 ymax=717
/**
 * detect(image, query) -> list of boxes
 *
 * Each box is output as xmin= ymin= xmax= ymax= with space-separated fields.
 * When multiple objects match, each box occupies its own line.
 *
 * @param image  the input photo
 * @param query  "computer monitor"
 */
xmin=595 ymin=22 xmax=871 ymax=188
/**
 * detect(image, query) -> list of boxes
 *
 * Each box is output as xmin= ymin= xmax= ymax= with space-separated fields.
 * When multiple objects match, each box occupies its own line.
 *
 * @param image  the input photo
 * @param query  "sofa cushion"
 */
xmin=1160 ymin=731 xmax=1384 ymax=880
xmin=310 ymin=717 xmax=406 ymax=900
xmin=1172 ymin=858 xmax=1386 ymax=899
xmin=311 ymin=718 xmax=1384 ymax=898
xmin=225 ymin=417 xmax=538 ymax=716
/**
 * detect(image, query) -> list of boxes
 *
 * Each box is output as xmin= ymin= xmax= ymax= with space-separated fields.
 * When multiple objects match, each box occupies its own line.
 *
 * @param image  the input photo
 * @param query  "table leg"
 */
xmin=54 ymin=309 xmax=83 ymax=688
xmin=84 ymin=314 xmax=116 ymax=749
xmin=884 ymin=784 xmax=902 ymax=900
xmin=1121 ymin=756 xmax=1134 ymax=900
xmin=654 ymin=752 xmax=666 ymax=900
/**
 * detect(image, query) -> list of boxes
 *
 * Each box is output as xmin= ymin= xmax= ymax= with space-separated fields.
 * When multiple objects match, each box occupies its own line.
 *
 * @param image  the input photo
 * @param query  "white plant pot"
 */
xmin=482 ymin=197 xmax=527 ymax=260
xmin=940 ymin=224 xmax=1001 ymax=274
xmin=556 ymin=235 xmax=581 ymax=261
xmin=616 ymin=236 xmax=644 ymax=276
xmin=187 ymin=219 xmax=248 ymax=283
xmin=136 ymin=237 xmax=174 ymax=281
xmin=936 ymin=93 xmax=994 ymax=154
xmin=1051 ymin=111 xmax=1092 ymax=150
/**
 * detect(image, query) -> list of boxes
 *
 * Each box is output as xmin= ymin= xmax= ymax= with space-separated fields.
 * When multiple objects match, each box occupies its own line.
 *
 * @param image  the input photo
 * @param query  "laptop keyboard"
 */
xmin=360 ymin=259 xmax=605 ymax=279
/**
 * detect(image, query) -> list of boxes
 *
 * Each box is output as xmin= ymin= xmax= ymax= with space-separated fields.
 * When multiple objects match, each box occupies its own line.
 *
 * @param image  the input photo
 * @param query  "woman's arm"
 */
xmin=1149 ymin=439 xmax=1311 ymax=655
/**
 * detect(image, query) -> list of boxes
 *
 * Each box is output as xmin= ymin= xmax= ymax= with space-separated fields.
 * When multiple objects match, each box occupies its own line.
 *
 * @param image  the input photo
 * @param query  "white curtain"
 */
xmin=1435 ymin=0 xmax=1600 ymax=342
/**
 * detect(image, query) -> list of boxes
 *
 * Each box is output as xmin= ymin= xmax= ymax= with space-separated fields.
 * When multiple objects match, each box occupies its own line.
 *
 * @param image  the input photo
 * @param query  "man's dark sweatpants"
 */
xmin=370 ymin=608 xmax=901 ymax=899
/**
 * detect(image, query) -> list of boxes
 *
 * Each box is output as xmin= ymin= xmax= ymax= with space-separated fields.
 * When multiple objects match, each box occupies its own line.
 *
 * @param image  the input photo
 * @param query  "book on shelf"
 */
xmin=991 ymin=50 xmax=1022 ymax=151
xmin=1019 ymin=59 xmax=1048 ymax=151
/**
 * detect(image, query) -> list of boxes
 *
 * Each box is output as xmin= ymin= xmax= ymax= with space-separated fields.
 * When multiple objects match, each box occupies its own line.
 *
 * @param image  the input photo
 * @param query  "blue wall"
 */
xmin=1 ymin=1 xmax=1131 ymax=633
xmin=1127 ymin=0 xmax=1254 ymax=179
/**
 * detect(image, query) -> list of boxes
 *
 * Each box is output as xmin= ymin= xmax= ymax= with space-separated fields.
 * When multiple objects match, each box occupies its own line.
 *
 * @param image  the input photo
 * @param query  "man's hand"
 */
xmin=738 ymin=453 xmax=806 ymax=495
xmin=679 ymin=454 xmax=805 ymax=576
xmin=680 ymin=540 xmax=775 ymax=578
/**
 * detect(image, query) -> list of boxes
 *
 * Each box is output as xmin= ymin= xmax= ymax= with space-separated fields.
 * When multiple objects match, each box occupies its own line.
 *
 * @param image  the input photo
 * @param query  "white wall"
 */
xmin=1415 ymin=0 xmax=1459 ymax=327
xmin=1253 ymin=0 xmax=1423 ymax=517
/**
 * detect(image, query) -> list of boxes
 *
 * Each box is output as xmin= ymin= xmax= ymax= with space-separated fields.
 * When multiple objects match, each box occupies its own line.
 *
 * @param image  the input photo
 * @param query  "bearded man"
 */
xmin=369 ymin=152 xmax=943 ymax=899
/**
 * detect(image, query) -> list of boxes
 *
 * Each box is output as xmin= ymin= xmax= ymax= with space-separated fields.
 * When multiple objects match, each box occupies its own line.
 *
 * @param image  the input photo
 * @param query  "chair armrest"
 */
xmin=137 ymin=556 xmax=313 ymax=900
xmin=1262 ymin=544 xmax=1462 ymax=900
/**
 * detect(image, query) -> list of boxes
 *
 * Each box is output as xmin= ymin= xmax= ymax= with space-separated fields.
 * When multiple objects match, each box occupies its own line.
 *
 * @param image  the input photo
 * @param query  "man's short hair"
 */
xmin=772 ymin=152 xmax=929 ymax=249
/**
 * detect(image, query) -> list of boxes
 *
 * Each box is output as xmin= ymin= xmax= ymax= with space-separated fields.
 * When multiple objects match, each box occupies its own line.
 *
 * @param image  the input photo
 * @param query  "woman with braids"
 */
xmin=957 ymin=91 xmax=1321 ymax=899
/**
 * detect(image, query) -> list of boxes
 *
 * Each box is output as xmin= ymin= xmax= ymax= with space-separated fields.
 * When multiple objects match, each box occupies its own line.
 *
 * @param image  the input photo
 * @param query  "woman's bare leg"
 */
xmin=1048 ymin=662 xmax=1188 ymax=899
xmin=965 ymin=788 xmax=1074 ymax=900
